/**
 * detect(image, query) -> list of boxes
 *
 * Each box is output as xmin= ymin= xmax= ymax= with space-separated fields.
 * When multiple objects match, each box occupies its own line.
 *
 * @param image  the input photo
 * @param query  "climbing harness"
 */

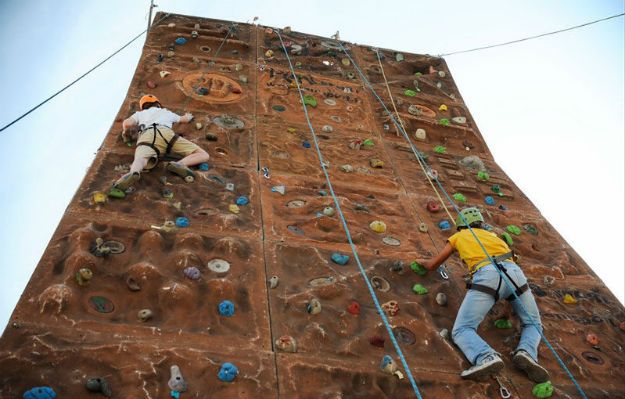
xmin=493 ymin=375 xmax=512 ymax=398
xmin=465 ymin=252 xmax=529 ymax=301
xmin=136 ymin=123 xmax=179 ymax=163
xmin=276 ymin=30 xmax=424 ymax=399
xmin=338 ymin=41 xmax=589 ymax=399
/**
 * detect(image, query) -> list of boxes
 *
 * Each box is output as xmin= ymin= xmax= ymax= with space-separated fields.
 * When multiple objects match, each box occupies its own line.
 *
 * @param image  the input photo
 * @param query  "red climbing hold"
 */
xmin=147 ymin=80 xmax=157 ymax=89
xmin=586 ymin=333 xmax=599 ymax=346
xmin=347 ymin=301 xmax=360 ymax=315
xmin=426 ymin=201 xmax=440 ymax=213
xmin=369 ymin=335 xmax=385 ymax=348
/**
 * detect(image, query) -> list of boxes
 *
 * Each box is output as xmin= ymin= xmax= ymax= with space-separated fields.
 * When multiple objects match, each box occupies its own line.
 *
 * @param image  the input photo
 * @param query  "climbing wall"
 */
xmin=1 ymin=12 xmax=624 ymax=399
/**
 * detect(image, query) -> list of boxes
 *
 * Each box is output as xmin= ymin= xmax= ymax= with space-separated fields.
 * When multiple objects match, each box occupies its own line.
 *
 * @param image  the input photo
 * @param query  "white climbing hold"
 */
xmin=160 ymin=71 xmax=171 ymax=78
xmin=207 ymin=259 xmax=230 ymax=274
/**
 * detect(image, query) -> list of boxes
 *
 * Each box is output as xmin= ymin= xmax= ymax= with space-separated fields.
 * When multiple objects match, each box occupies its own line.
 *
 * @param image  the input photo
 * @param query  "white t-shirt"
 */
xmin=130 ymin=107 xmax=181 ymax=129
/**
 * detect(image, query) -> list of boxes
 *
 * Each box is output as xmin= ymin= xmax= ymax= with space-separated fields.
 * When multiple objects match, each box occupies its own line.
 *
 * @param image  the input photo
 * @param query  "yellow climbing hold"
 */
xmin=265 ymin=49 xmax=274 ymax=58
xmin=229 ymin=204 xmax=240 ymax=214
xmin=287 ymin=127 xmax=296 ymax=133
xmin=369 ymin=220 xmax=387 ymax=233
xmin=439 ymin=104 xmax=448 ymax=111
xmin=563 ymin=294 xmax=577 ymax=304
xmin=93 ymin=192 xmax=107 ymax=205
xmin=369 ymin=159 xmax=384 ymax=168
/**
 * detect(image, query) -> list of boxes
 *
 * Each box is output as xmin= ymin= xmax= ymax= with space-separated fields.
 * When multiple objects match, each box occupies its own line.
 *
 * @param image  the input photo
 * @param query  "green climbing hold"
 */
xmin=412 ymin=283 xmax=428 ymax=295
xmin=434 ymin=145 xmax=446 ymax=154
xmin=491 ymin=184 xmax=501 ymax=193
xmin=506 ymin=225 xmax=521 ymax=235
xmin=453 ymin=193 xmax=467 ymax=203
xmin=477 ymin=171 xmax=490 ymax=181
xmin=410 ymin=261 xmax=428 ymax=276
xmin=532 ymin=381 xmax=554 ymax=398
xmin=107 ymin=187 xmax=125 ymax=199
xmin=523 ymin=224 xmax=538 ymax=235
xmin=303 ymin=94 xmax=317 ymax=108
xmin=414 ymin=72 xmax=422 ymax=77
xmin=439 ymin=118 xmax=450 ymax=126
xmin=404 ymin=89 xmax=417 ymax=97
xmin=501 ymin=232 xmax=513 ymax=246
xmin=362 ymin=138 xmax=374 ymax=147
xmin=494 ymin=318 xmax=513 ymax=329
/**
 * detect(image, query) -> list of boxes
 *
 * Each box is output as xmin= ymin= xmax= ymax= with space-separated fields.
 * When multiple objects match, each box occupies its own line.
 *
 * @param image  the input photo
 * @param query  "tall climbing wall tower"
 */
xmin=1 ymin=12 xmax=624 ymax=398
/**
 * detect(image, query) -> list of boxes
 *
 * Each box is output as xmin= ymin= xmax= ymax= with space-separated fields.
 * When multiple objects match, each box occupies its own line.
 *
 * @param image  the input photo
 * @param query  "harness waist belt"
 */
xmin=466 ymin=281 xmax=529 ymax=302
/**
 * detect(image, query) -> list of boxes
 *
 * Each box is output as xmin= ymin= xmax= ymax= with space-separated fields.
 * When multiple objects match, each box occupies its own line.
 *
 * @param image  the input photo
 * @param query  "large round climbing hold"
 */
xmin=371 ymin=276 xmax=390 ymax=292
xmin=415 ymin=128 xmax=426 ymax=140
xmin=275 ymin=335 xmax=297 ymax=352
xmin=331 ymin=253 xmax=350 ymax=265
xmin=218 ymin=362 xmax=239 ymax=382
xmin=213 ymin=115 xmax=245 ymax=129
xmin=287 ymin=199 xmax=306 ymax=208
xmin=175 ymin=37 xmax=187 ymax=45
xmin=218 ymin=300 xmax=235 ymax=317
xmin=369 ymin=220 xmax=387 ymax=233
xmin=207 ymin=259 xmax=230 ymax=274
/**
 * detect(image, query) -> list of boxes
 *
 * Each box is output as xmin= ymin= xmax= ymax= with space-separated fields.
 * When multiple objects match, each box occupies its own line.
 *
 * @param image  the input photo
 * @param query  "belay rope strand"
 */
xmin=275 ymin=30 xmax=424 ymax=399
xmin=338 ymin=41 xmax=589 ymax=399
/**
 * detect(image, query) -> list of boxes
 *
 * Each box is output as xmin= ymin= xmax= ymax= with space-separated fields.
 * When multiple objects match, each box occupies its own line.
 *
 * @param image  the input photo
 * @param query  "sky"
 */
xmin=0 ymin=0 xmax=623 ymax=330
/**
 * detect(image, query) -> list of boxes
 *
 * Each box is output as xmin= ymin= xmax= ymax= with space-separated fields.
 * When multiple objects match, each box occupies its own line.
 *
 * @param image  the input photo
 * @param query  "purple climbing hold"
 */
xmin=175 ymin=217 xmax=189 ymax=227
xmin=485 ymin=196 xmax=495 ymax=205
xmin=23 ymin=387 xmax=56 ymax=399
xmin=219 ymin=300 xmax=235 ymax=317
xmin=218 ymin=362 xmax=239 ymax=382
xmin=183 ymin=266 xmax=201 ymax=280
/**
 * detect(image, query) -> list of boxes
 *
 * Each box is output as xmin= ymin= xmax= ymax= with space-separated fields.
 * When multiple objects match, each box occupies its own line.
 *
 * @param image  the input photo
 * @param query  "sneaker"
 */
xmin=460 ymin=354 xmax=504 ymax=381
xmin=512 ymin=350 xmax=549 ymax=383
xmin=166 ymin=162 xmax=195 ymax=179
xmin=113 ymin=171 xmax=140 ymax=190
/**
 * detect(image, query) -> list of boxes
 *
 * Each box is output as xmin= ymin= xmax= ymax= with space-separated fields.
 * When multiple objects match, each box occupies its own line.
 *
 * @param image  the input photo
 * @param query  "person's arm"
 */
xmin=121 ymin=116 xmax=138 ymax=142
xmin=422 ymin=242 xmax=454 ymax=270
xmin=178 ymin=112 xmax=194 ymax=123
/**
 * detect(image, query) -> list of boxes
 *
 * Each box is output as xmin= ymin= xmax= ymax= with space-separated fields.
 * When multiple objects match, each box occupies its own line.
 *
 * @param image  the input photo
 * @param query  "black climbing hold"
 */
xmin=157 ymin=53 xmax=164 ymax=63
xmin=85 ymin=377 xmax=112 ymax=397
xmin=528 ymin=283 xmax=547 ymax=297
xmin=89 ymin=296 xmax=115 ymax=313
xmin=393 ymin=326 xmax=416 ymax=345
xmin=205 ymin=133 xmax=218 ymax=141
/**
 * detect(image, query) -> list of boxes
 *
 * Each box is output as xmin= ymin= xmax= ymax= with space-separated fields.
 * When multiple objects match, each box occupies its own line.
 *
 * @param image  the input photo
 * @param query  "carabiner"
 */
xmin=493 ymin=375 xmax=511 ymax=399
xmin=437 ymin=264 xmax=449 ymax=280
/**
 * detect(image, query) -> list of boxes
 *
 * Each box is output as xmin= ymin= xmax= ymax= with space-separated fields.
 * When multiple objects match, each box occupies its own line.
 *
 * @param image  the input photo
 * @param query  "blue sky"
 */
xmin=0 ymin=0 xmax=623 ymax=329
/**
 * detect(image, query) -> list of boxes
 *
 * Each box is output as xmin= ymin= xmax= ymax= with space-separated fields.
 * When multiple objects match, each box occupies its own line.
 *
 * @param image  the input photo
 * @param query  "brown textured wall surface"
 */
xmin=1 ymin=12 xmax=624 ymax=398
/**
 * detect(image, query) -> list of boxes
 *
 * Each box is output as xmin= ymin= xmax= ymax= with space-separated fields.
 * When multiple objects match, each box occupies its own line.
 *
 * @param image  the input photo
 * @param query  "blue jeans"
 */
xmin=452 ymin=262 xmax=543 ymax=365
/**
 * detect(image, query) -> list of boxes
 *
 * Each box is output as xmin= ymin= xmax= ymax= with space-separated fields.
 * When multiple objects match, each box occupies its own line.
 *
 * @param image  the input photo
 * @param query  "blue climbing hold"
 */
xmin=318 ymin=190 xmax=328 ymax=196
xmin=23 ymin=387 xmax=57 ymax=399
xmin=236 ymin=196 xmax=249 ymax=206
xmin=170 ymin=391 xmax=180 ymax=399
xmin=219 ymin=300 xmax=235 ymax=317
xmin=331 ymin=253 xmax=350 ymax=265
xmin=197 ymin=87 xmax=209 ymax=95
xmin=199 ymin=163 xmax=210 ymax=171
xmin=498 ymin=204 xmax=508 ymax=211
xmin=485 ymin=196 xmax=495 ymax=205
xmin=218 ymin=362 xmax=239 ymax=382
xmin=175 ymin=37 xmax=187 ymax=45
xmin=175 ymin=217 xmax=189 ymax=227
xmin=302 ymin=141 xmax=311 ymax=148
xmin=438 ymin=220 xmax=451 ymax=230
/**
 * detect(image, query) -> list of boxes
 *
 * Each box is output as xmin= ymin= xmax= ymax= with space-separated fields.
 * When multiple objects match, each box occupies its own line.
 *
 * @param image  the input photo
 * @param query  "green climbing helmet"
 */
xmin=455 ymin=207 xmax=484 ymax=230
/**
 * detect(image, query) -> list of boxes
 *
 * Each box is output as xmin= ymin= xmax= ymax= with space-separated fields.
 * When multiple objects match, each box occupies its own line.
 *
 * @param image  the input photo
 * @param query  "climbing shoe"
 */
xmin=113 ymin=171 xmax=140 ymax=190
xmin=166 ymin=162 xmax=195 ymax=179
xmin=460 ymin=354 xmax=504 ymax=381
xmin=513 ymin=350 xmax=549 ymax=383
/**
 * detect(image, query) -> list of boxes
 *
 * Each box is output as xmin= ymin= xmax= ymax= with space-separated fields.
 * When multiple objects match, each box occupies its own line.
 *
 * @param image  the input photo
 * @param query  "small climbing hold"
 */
xmin=439 ymin=104 xmax=448 ymax=111
xmin=619 ymin=321 xmax=625 ymax=332
xmin=586 ymin=333 xmax=599 ymax=346
xmin=167 ymin=50 xmax=175 ymax=58
xmin=218 ymin=300 xmax=235 ymax=317
xmin=137 ymin=309 xmax=153 ymax=322
xmin=184 ymin=175 xmax=194 ymax=183
xmin=532 ymin=381 xmax=554 ymax=398
xmin=363 ymin=138 xmax=374 ymax=148
xmin=382 ymin=236 xmax=401 ymax=246
xmin=183 ymin=266 xmax=201 ymax=280
xmin=438 ymin=220 xmax=451 ymax=231
xmin=369 ymin=220 xmax=387 ymax=233
xmin=93 ymin=191 xmax=107 ymax=205
xmin=543 ymin=276 xmax=555 ymax=286
xmin=75 ymin=268 xmax=93 ymax=286
xmin=275 ymin=335 xmax=297 ymax=352
xmin=198 ymin=163 xmax=209 ymax=171
xmin=318 ymin=190 xmax=328 ymax=197
xmin=382 ymin=300 xmax=399 ymax=316
xmin=404 ymin=89 xmax=417 ymax=97
xmin=303 ymin=94 xmax=317 ymax=107
xmin=452 ymin=116 xmax=467 ymax=124
xmin=391 ymin=261 xmax=404 ymax=273
xmin=218 ymin=362 xmax=239 ymax=382
xmin=195 ymin=122 xmax=203 ymax=130
xmin=369 ymin=335 xmax=385 ymax=348
xmin=412 ymin=283 xmax=428 ymax=295
xmin=157 ymin=53 xmax=164 ymax=63
xmin=85 ymin=377 xmax=112 ymax=397
xmin=331 ymin=253 xmax=350 ymax=265
xmin=485 ymin=196 xmax=495 ymax=205
xmin=340 ymin=164 xmax=354 ymax=173
xmin=225 ymin=183 xmax=235 ymax=191
xmin=523 ymin=224 xmax=538 ymax=235
xmin=175 ymin=37 xmax=187 ymax=45
xmin=477 ymin=171 xmax=490 ymax=181
xmin=410 ymin=261 xmax=428 ymax=276
xmin=197 ymin=87 xmax=209 ymax=95
xmin=380 ymin=355 xmax=404 ymax=379
xmin=92 ymin=238 xmax=112 ymax=257
xmin=168 ymin=365 xmax=188 ymax=393
xmin=175 ymin=217 xmax=189 ymax=228
xmin=434 ymin=145 xmax=447 ymax=154
xmin=369 ymin=159 xmax=384 ymax=168
xmin=236 ymin=196 xmax=249 ymax=206
xmin=494 ymin=318 xmax=513 ymax=329
xmin=147 ymin=80 xmax=157 ymax=89
xmin=395 ymin=53 xmax=404 ymax=62
xmin=439 ymin=118 xmax=450 ymax=126
xmin=501 ymin=232 xmax=513 ymax=246
xmin=439 ymin=328 xmax=449 ymax=339
xmin=229 ymin=204 xmax=240 ymax=214
xmin=191 ymin=30 xmax=199 ymax=38
xmin=506 ymin=225 xmax=521 ymax=235
xmin=271 ymin=185 xmax=286 ymax=195
xmin=415 ymin=128 xmax=426 ymax=140
xmin=347 ymin=301 xmax=360 ymax=315
xmin=322 ymin=206 xmax=335 ymax=217
xmin=418 ymin=222 xmax=428 ymax=232
xmin=268 ymin=275 xmax=279 ymax=289
xmin=306 ymin=298 xmax=322 ymax=315
xmin=453 ymin=193 xmax=467 ymax=203
xmin=436 ymin=292 xmax=448 ymax=306
xmin=126 ymin=276 xmax=141 ymax=292
xmin=205 ymin=133 xmax=218 ymax=141
xmin=272 ymin=105 xmax=286 ymax=112
xmin=302 ymin=140 xmax=311 ymax=148
xmin=407 ymin=104 xmax=421 ymax=116
xmin=498 ymin=204 xmax=508 ymax=211
xmin=322 ymin=125 xmax=333 ymax=133
xmin=426 ymin=201 xmax=440 ymax=213
xmin=265 ymin=49 xmax=274 ymax=58
xmin=563 ymin=294 xmax=578 ymax=304
xmin=22 ymin=387 xmax=57 ymax=399
xmin=162 ymin=188 xmax=174 ymax=199
xmin=160 ymin=71 xmax=171 ymax=78
xmin=491 ymin=184 xmax=501 ymax=193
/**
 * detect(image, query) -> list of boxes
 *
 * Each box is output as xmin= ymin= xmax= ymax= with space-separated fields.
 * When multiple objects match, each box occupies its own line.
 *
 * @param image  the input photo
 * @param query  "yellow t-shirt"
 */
xmin=447 ymin=228 xmax=513 ymax=274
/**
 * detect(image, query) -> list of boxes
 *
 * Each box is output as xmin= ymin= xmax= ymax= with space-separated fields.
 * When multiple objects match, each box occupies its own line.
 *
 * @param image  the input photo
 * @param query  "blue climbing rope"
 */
xmin=340 ymin=42 xmax=589 ymax=399
xmin=275 ymin=30 xmax=424 ymax=399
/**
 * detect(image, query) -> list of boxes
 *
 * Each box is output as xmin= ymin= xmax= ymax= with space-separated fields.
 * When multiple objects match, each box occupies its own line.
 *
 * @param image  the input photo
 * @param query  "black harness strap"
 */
xmin=136 ymin=123 xmax=180 ymax=162
xmin=466 ymin=252 xmax=529 ymax=302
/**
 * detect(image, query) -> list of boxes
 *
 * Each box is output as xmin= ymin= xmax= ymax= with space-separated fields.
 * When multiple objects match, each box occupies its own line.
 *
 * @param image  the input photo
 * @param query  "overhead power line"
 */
xmin=0 ymin=14 xmax=170 ymax=133
xmin=439 ymin=12 xmax=624 ymax=57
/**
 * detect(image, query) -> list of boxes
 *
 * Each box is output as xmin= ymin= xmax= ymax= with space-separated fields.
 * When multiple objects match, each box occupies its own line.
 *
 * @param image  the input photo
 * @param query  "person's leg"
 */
xmin=178 ymin=148 xmax=210 ymax=167
xmin=166 ymin=137 xmax=210 ymax=178
xmin=452 ymin=287 xmax=497 ymax=365
xmin=113 ymin=146 xmax=156 ymax=189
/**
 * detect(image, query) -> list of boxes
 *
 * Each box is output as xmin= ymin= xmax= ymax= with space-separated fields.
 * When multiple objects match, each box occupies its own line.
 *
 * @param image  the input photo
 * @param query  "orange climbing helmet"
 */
xmin=139 ymin=94 xmax=161 ymax=110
